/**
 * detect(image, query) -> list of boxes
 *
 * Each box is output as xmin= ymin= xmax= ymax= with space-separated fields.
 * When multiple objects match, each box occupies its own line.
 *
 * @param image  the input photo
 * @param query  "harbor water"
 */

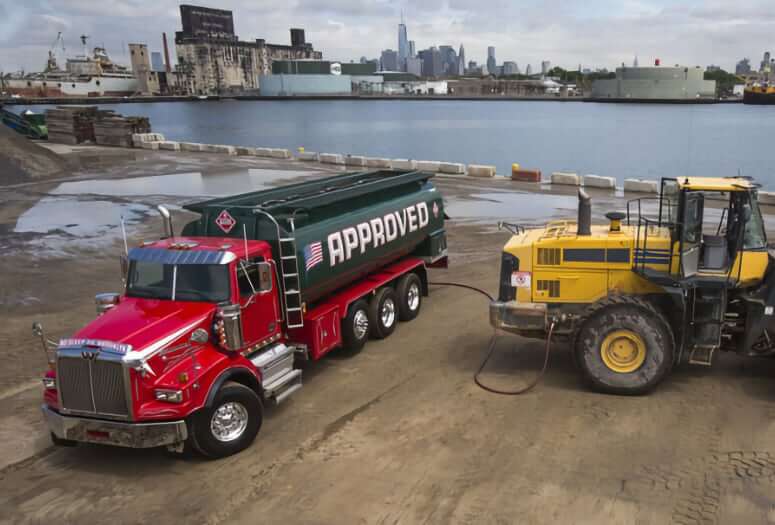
xmin=17 ymin=100 xmax=775 ymax=187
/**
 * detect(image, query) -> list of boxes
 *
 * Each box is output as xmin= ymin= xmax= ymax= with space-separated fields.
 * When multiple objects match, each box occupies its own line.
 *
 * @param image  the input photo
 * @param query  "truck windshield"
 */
xmin=126 ymin=261 xmax=230 ymax=303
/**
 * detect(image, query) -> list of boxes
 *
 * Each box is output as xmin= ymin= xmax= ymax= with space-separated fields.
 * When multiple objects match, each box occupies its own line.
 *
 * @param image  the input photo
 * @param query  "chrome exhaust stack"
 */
xmin=157 ymin=205 xmax=174 ymax=238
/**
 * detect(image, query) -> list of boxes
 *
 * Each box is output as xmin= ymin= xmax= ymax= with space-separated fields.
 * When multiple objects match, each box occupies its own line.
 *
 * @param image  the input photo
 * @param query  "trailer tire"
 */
xmin=342 ymin=299 xmax=370 ymax=354
xmin=369 ymin=287 xmax=398 ymax=339
xmin=574 ymin=296 xmax=674 ymax=395
xmin=190 ymin=381 xmax=262 ymax=459
xmin=396 ymin=273 xmax=422 ymax=321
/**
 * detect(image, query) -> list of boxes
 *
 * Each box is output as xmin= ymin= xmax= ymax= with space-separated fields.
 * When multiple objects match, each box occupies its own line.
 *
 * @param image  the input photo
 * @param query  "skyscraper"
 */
xmin=541 ymin=60 xmax=551 ymax=75
xmin=457 ymin=44 xmax=465 ymax=75
xmin=439 ymin=45 xmax=457 ymax=75
xmin=486 ymin=46 xmax=496 ymax=75
xmin=736 ymin=58 xmax=752 ymax=75
xmin=398 ymin=16 xmax=409 ymax=71
xmin=380 ymin=49 xmax=399 ymax=71
xmin=409 ymin=40 xmax=416 ymax=58
xmin=419 ymin=47 xmax=442 ymax=77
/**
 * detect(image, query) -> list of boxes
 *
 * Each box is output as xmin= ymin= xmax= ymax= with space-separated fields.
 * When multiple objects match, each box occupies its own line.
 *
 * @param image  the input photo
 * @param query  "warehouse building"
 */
xmin=591 ymin=64 xmax=716 ymax=100
xmin=174 ymin=5 xmax=321 ymax=95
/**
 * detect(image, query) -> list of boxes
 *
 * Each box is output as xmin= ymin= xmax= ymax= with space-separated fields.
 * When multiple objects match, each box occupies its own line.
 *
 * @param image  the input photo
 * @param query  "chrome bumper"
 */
xmin=42 ymin=405 xmax=188 ymax=449
xmin=489 ymin=301 xmax=547 ymax=334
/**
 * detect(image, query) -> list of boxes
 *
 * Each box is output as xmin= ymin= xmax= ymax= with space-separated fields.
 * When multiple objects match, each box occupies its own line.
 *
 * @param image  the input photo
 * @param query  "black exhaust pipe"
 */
xmin=577 ymin=189 xmax=591 ymax=236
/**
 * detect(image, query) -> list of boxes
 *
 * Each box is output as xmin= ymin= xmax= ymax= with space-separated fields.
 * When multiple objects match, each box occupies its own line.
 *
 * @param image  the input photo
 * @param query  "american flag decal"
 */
xmin=304 ymin=241 xmax=324 ymax=271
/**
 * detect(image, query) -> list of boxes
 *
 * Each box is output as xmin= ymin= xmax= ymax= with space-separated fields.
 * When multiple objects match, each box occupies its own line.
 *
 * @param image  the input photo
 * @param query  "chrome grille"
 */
xmin=57 ymin=353 xmax=129 ymax=418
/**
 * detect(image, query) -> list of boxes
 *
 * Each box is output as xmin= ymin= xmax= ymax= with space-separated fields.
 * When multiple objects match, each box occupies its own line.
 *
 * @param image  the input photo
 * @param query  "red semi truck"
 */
xmin=35 ymin=170 xmax=447 ymax=458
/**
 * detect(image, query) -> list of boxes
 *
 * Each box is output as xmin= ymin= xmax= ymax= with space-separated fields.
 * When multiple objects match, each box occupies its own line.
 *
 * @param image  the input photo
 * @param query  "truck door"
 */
xmin=236 ymin=259 xmax=281 ymax=348
xmin=680 ymin=192 xmax=703 ymax=278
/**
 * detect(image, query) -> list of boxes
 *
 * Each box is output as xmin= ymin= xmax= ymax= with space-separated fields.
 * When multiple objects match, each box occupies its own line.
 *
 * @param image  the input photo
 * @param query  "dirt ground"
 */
xmin=0 ymin=148 xmax=774 ymax=525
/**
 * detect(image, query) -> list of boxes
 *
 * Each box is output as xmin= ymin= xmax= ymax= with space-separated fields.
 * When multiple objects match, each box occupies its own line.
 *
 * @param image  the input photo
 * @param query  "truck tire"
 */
xmin=396 ymin=273 xmax=422 ymax=321
xmin=342 ymin=299 xmax=370 ymax=353
xmin=368 ymin=287 xmax=398 ymax=339
xmin=190 ymin=381 xmax=263 ymax=459
xmin=574 ymin=296 xmax=674 ymax=395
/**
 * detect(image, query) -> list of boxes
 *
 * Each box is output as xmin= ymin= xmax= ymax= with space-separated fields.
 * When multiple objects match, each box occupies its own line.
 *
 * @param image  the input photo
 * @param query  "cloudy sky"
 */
xmin=0 ymin=0 xmax=772 ymax=73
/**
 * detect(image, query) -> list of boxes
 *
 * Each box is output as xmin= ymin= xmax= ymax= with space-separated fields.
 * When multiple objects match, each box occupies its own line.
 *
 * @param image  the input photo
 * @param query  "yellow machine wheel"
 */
xmin=600 ymin=330 xmax=647 ymax=373
xmin=574 ymin=296 xmax=674 ymax=395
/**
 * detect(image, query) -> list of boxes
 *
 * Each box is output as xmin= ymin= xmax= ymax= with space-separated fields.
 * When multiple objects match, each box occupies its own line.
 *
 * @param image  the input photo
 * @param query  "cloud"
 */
xmin=0 ymin=0 xmax=770 ymax=73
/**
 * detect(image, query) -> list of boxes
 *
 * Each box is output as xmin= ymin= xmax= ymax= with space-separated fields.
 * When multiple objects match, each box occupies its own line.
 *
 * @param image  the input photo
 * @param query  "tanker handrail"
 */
xmin=251 ymin=207 xmax=289 ymax=324
xmin=184 ymin=170 xmax=434 ymax=215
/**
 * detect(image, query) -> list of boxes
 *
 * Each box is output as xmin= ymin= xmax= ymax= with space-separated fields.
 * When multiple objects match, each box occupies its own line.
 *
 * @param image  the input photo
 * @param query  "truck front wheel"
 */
xmin=191 ymin=381 xmax=263 ymax=458
xmin=342 ymin=299 xmax=370 ymax=353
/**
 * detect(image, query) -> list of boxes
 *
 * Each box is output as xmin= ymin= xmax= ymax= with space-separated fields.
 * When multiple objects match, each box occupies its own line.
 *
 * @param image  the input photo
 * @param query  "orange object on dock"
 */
xmin=511 ymin=167 xmax=542 ymax=182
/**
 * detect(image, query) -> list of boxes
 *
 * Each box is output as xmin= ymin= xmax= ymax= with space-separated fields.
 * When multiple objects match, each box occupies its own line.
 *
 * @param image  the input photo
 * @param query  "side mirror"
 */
xmin=189 ymin=328 xmax=209 ymax=344
xmin=257 ymin=262 xmax=272 ymax=292
xmin=95 ymin=292 xmax=120 ymax=314
xmin=120 ymin=255 xmax=129 ymax=282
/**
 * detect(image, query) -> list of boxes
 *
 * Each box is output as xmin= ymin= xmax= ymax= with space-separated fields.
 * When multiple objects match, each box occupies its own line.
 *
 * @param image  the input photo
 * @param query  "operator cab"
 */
xmin=631 ymin=177 xmax=768 ymax=286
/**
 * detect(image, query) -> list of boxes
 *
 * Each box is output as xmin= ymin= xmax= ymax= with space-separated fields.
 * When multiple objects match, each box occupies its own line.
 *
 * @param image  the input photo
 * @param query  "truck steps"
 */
xmin=688 ymin=345 xmax=716 ymax=366
xmin=250 ymin=343 xmax=303 ymax=404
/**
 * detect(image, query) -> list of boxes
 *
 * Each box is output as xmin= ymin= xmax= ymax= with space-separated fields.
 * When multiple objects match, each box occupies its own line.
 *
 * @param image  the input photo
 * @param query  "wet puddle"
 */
xmin=10 ymin=168 xmax=317 ymax=256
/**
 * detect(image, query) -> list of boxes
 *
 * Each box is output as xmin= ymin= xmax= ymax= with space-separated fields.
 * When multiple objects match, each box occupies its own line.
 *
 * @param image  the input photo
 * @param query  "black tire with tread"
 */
xmin=396 ymin=273 xmax=423 ymax=322
xmin=190 ymin=381 xmax=262 ymax=459
xmin=574 ymin=295 xmax=674 ymax=395
xmin=368 ymin=287 xmax=398 ymax=339
xmin=342 ymin=299 xmax=370 ymax=354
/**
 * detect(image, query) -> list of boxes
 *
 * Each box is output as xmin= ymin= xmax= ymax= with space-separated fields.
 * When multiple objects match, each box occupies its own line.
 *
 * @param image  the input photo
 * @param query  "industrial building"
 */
xmin=173 ymin=5 xmax=321 ymax=95
xmin=591 ymin=64 xmax=716 ymax=100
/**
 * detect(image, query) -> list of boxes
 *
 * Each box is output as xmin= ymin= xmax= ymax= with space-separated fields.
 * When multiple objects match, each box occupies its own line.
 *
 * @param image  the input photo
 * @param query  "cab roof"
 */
xmin=130 ymin=236 xmax=269 ymax=263
xmin=676 ymin=177 xmax=758 ymax=192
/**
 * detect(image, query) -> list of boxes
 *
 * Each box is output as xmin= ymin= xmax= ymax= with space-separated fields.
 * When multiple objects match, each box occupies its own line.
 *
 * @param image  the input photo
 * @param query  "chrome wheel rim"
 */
xmin=407 ymin=283 xmax=420 ymax=311
xmin=210 ymin=401 xmax=249 ymax=442
xmin=381 ymin=298 xmax=396 ymax=327
xmin=353 ymin=310 xmax=369 ymax=339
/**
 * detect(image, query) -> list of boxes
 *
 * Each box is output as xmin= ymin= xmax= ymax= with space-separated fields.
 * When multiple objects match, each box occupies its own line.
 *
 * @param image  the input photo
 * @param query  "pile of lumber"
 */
xmin=45 ymin=106 xmax=100 ymax=145
xmin=45 ymin=106 xmax=152 ymax=146
xmin=94 ymin=113 xmax=151 ymax=147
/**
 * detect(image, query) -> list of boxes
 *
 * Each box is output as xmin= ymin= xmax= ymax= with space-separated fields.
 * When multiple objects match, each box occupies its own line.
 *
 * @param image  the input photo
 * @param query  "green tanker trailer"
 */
xmin=35 ymin=169 xmax=448 ymax=458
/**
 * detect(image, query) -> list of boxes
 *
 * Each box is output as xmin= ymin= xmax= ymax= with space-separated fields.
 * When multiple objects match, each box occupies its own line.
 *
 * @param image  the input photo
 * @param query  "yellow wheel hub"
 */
xmin=600 ymin=330 xmax=646 ymax=373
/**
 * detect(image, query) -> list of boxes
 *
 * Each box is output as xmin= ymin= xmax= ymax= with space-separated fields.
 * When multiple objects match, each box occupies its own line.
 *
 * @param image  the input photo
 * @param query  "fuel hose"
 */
xmin=429 ymin=282 xmax=555 ymax=395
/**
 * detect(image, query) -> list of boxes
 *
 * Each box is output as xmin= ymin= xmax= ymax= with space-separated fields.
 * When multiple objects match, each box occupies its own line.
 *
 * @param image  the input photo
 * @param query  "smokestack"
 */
xmin=577 ymin=189 xmax=591 ymax=236
xmin=162 ymin=32 xmax=172 ymax=73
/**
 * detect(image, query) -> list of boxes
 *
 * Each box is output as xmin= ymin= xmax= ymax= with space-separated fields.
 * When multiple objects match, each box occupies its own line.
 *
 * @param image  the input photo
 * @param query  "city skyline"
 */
xmin=1 ymin=1 xmax=774 ymax=73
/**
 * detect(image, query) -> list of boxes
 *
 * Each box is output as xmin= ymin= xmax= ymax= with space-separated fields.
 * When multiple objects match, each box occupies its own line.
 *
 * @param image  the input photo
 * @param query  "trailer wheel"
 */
xmin=396 ymin=273 xmax=422 ymax=321
xmin=369 ymin=287 xmax=398 ymax=339
xmin=575 ymin=297 xmax=674 ymax=395
xmin=191 ymin=381 xmax=263 ymax=459
xmin=342 ymin=299 xmax=370 ymax=353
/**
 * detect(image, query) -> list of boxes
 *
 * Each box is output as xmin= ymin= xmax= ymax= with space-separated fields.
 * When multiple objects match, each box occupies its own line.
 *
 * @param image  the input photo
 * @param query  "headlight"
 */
xmin=42 ymin=377 xmax=56 ymax=390
xmin=154 ymin=389 xmax=183 ymax=403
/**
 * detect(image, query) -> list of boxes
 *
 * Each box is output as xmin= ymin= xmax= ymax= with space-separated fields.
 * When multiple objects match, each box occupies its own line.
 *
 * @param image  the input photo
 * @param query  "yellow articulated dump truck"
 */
xmin=491 ymin=177 xmax=774 ymax=394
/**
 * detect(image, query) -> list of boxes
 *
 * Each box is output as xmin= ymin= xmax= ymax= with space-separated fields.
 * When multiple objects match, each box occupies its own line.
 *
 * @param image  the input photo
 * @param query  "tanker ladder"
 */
xmin=279 ymin=217 xmax=304 ymax=329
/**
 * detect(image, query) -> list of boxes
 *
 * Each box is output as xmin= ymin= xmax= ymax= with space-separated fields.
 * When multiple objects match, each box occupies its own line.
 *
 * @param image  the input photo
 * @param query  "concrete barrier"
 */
xmin=203 ymin=144 xmax=236 ymax=155
xmin=320 ymin=153 xmax=345 ymax=165
xmin=758 ymin=191 xmax=775 ymax=206
xmin=623 ymin=179 xmax=659 ymax=194
xmin=235 ymin=146 xmax=257 ymax=156
xmin=365 ymin=157 xmax=392 ymax=168
xmin=416 ymin=161 xmax=442 ymax=172
xmin=158 ymin=141 xmax=180 ymax=151
xmin=391 ymin=159 xmax=417 ymax=170
xmin=582 ymin=174 xmax=616 ymax=189
xmin=345 ymin=155 xmax=367 ymax=167
xmin=511 ymin=168 xmax=542 ymax=183
xmin=180 ymin=142 xmax=204 ymax=152
xmin=140 ymin=141 xmax=161 ymax=150
xmin=297 ymin=151 xmax=320 ymax=161
xmin=270 ymin=148 xmax=292 ymax=159
xmin=467 ymin=164 xmax=497 ymax=178
xmin=551 ymin=172 xmax=581 ymax=186
xmin=132 ymin=133 xmax=165 ymax=147
xmin=253 ymin=147 xmax=273 ymax=157
xmin=439 ymin=162 xmax=465 ymax=175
